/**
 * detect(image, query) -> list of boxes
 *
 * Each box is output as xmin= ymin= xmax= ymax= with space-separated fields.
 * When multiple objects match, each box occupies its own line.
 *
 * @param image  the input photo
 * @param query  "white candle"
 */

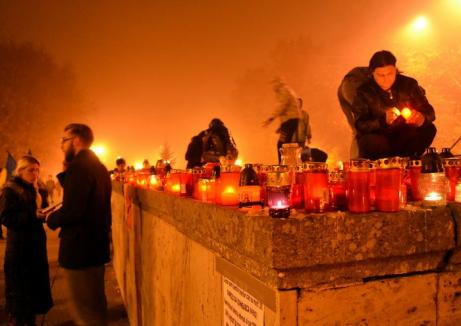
xmin=424 ymin=192 xmax=442 ymax=201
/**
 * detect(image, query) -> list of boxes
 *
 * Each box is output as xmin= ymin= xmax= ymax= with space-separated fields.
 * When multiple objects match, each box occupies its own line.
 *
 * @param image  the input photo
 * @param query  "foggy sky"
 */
xmin=2 ymin=0 xmax=454 ymax=169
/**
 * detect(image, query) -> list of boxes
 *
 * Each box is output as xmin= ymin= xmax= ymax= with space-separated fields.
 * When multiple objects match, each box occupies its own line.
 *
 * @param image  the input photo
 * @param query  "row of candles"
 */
xmin=113 ymin=154 xmax=461 ymax=218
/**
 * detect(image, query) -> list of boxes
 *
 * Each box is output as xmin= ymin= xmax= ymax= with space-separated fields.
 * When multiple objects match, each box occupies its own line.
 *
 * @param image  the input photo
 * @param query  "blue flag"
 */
xmin=5 ymin=152 xmax=17 ymax=178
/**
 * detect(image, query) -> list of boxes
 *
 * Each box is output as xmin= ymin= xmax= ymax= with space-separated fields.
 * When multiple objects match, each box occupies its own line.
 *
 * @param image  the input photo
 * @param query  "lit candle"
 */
xmin=221 ymin=186 xmax=239 ymax=206
xmin=274 ymin=200 xmax=289 ymax=209
xmin=149 ymin=175 xmax=159 ymax=188
xmin=401 ymin=107 xmax=412 ymax=120
xmin=171 ymin=183 xmax=181 ymax=193
xmin=455 ymin=181 xmax=461 ymax=203
xmin=425 ymin=192 xmax=442 ymax=201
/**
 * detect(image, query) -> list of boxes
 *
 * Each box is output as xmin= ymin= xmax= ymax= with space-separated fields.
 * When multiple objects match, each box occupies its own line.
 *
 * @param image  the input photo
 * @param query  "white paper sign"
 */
xmin=223 ymin=276 xmax=264 ymax=326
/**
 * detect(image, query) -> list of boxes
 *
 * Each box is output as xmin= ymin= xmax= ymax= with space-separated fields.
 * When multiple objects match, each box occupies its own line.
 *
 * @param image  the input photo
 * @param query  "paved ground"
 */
xmin=0 ymin=227 xmax=129 ymax=325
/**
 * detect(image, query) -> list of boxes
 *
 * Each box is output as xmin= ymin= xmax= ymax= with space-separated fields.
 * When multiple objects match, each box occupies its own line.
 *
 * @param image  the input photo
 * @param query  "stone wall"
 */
xmin=111 ymin=182 xmax=461 ymax=325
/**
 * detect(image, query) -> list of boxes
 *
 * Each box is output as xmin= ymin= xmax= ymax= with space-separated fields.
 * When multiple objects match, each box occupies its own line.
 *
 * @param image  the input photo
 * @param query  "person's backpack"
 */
xmin=185 ymin=134 xmax=204 ymax=168
xmin=202 ymin=131 xmax=238 ymax=163
xmin=338 ymin=66 xmax=371 ymax=130
xmin=338 ymin=66 xmax=371 ymax=158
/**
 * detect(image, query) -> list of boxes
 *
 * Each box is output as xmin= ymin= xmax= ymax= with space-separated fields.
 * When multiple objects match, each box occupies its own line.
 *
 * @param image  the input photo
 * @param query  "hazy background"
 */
xmin=1 ymin=0 xmax=461 ymax=173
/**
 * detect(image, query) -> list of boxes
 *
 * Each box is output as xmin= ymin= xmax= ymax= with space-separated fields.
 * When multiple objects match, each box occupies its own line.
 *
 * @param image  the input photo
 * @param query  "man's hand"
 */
xmin=385 ymin=107 xmax=400 ymax=125
xmin=406 ymin=110 xmax=425 ymax=127
xmin=36 ymin=209 xmax=47 ymax=221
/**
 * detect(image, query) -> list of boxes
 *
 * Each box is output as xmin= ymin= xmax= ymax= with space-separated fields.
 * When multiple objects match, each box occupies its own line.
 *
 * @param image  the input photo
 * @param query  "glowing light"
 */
xmin=411 ymin=16 xmax=429 ymax=32
xmin=424 ymin=192 xmax=442 ymax=201
xmin=235 ymin=158 xmax=243 ymax=167
xmin=91 ymin=144 xmax=108 ymax=162
xmin=401 ymin=108 xmax=412 ymax=120
xmin=448 ymin=0 xmax=461 ymax=9
xmin=91 ymin=144 xmax=106 ymax=156
xmin=134 ymin=162 xmax=143 ymax=170
xmin=149 ymin=175 xmax=159 ymax=186
xmin=223 ymin=186 xmax=236 ymax=194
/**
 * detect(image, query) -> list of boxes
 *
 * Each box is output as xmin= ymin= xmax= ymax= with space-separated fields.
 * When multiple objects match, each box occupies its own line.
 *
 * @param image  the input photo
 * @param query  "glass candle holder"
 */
xmin=290 ymin=165 xmax=304 ymax=209
xmin=219 ymin=170 xmax=240 ymax=206
xmin=180 ymin=170 xmax=193 ymax=197
xmin=239 ymin=164 xmax=262 ymax=208
xmin=329 ymin=170 xmax=347 ymax=211
xmin=125 ymin=171 xmax=136 ymax=185
xmin=165 ymin=170 xmax=182 ymax=195
xmin=196 ymin=178 xmax=216 ymax=203
xmin=303 ymin=162 xmax=329 ymax=213
xmin=347 ymin=159 xmax=371 ymax=213
xmin=375 ymin=157 xmax=402 ymax=212
xmin=258 ymin=165 xmax=272 ymax=206
xmin=368 ymin=161 xmax=377 ymax=209
xmin=280 ymin=143 xmax=301 ymax=168
xmin=456 ymin=179 xmax=461 ymax=203
xmin=443 ymin=158 xmax=461 ymax=202
xmin=399 ymin=158 xmax=409 ymax=208
xmin=419 ymin=172 xmax=449 ymax=207
xmin=136 ymin=171 xmax=151 ymax=188
xmin=192 ymin=168 xmax=206 ymax=200
xmin=148 ymin=174 xmax=162 ymax=190
xmin=266 ymin=166 xmax=291 ymax=218
xmin=408 ymin=160 xmax=422 ymax=201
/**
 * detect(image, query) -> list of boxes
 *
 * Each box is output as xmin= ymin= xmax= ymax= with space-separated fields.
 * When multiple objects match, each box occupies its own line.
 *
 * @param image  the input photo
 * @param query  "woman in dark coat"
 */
xmin=0 ymin=155 xmax=53 ymax=325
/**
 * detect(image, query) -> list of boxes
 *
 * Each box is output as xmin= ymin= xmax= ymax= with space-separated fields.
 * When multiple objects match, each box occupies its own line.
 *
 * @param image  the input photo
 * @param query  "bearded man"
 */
xmin=47 ymin=123 xmax=112 ymax=325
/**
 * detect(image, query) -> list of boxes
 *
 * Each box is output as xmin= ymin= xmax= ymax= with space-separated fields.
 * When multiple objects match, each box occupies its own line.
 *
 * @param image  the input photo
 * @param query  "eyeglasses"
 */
xmin=61 ymin=136 xmax=75 ymax=144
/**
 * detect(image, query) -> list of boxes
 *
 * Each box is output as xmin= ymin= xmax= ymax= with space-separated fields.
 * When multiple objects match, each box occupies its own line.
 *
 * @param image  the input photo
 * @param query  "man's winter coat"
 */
xmin=352 ymin=74 xmax=436 ymax=137
xmin=47 ymin=149 xmax=112 ymax=269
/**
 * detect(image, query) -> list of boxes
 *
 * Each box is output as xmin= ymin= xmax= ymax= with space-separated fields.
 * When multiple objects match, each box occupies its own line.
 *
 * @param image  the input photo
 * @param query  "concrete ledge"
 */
xmin=115 ymin=182 xmax=457 ymax=289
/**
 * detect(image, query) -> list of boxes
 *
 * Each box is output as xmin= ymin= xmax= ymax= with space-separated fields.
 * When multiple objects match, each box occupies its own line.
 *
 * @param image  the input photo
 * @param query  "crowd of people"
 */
xmin=0 ymin=49 xmax=439 ymax=325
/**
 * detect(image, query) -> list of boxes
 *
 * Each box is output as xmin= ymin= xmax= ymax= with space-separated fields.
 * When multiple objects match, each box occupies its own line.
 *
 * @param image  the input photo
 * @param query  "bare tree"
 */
xmin=160 ymin=142 xmax=176 ymax=166
xmin=0 ymin=40 xmax=90 ymax=170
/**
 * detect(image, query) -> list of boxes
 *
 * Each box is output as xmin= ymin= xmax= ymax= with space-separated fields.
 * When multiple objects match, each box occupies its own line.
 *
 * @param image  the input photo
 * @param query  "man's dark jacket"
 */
xmin=47 ymin=149 xmax=112 ymax=269
xmin=352 ymin=74 xmax=436 ymax=137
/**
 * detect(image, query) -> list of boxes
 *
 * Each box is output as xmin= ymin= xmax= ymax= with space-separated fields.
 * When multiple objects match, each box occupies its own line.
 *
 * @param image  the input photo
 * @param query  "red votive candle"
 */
xmin=303 ymin=162 xmax=329 ymax=213
xmin=375 ymin=157 xmax=402 ymax=212
xmin=219 ymin=170 xmax=240 ymax=206
xmin=180 ymin=170 xmax=193 ymax=197
xmin=257 ymin=165 xmax=271 ymax=205
xmin=165 ymin=170 xmax=181 ymax=195
xmin=192 ymin=168 xmax=206 ymax=200
xmin=347 ymin=159 xmax=371 ymax=213
xmin=443 ymin=158 xmax=461 ymax=202
xmin=408 ymin=160 xmax=422 ymax=201
xmin=329 ymin=170 xmax=347 ymax=211
xmin=290 ymin=166 xmax=304 ymax=208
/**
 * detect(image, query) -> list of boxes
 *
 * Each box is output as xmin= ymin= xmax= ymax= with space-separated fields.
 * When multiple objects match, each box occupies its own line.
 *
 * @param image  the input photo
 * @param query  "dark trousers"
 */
xmin=277 ymin=119 xmax=299 ymax=163
xmin=8 ymin=314 xmax=36 ymax=326
xmin=61 ymin=265 xmax=107 ymax=326
xmin=357 ymin=122 xmax=437 ymax=160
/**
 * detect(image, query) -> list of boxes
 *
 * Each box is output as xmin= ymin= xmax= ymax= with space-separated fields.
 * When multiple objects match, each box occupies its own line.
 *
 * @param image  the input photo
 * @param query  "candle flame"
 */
xmin=401 ymin=107 xmax=412 ymax=120
xmin=425 ymin=192 xmax=442 ymax=201
xmin=223 ymin=186 xmax=236 ymax=194
xmin=149 ymin=175 xmax=158 ymax=186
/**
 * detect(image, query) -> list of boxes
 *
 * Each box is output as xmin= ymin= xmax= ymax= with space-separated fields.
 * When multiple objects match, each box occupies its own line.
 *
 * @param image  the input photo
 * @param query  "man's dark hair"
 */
xmin=369 ymin=50 xmax=397 ymax=72
xmin=64 ymin=123 xmax=94 ymax=146
xmin=116 ymin=158 xmax=126 ymax=166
